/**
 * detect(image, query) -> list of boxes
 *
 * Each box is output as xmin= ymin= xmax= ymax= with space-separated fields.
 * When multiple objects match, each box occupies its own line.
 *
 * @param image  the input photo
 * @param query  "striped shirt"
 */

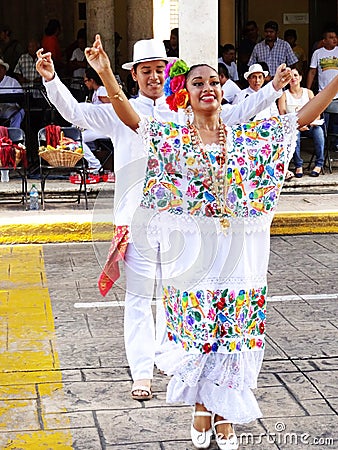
xmin=248 ymin=38 xmax=298 ymax=75
xmin=14 ymin=53 xmax=39 ymax=87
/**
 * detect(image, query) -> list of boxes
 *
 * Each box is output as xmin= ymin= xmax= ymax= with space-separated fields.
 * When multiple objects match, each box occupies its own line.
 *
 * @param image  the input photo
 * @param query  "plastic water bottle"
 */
xmin=0 ymin=169 xmax=9 ymax=182
xmin=29 ymin=184 xmax=39 ymax=210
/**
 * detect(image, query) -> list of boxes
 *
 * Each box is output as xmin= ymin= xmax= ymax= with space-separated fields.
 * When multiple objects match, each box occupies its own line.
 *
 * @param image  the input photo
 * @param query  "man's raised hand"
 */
xmin=36 ymin=49 xmax=55 ymax=82
xmin=85 ymin=34 xmax=111 ymax=75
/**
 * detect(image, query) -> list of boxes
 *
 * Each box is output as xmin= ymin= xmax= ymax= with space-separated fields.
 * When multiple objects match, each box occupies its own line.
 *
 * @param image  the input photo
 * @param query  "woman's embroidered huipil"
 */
xmin=136 ymin=114 xmax=298 ymax=422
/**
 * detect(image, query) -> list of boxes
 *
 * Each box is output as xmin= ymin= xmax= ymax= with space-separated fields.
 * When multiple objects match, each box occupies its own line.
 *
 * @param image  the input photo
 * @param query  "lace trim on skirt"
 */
xmin=156 ymin=343 xmax=264 ymax=422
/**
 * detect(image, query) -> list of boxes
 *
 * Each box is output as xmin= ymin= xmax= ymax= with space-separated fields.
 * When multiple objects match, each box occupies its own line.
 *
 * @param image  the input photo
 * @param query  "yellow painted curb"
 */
xmin=0 ymin=222 xmax=114 ymax=244
xmin=0 ymin=212 xmax=337 ymax=245
xmin=272 ymin=211 xmax=338 ymax=235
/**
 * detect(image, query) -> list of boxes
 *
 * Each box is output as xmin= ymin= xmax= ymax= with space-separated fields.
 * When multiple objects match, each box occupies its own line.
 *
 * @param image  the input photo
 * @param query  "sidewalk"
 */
xmin=0 ymin=170 xmax=338 ymax=243
xmin=0 ymin=235 xmax=337 ymax=449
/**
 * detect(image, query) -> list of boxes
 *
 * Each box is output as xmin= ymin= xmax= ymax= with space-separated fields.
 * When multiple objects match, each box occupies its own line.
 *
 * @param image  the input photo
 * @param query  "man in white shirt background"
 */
xmin=307 ymin=29 xmax=338 ymax=94
xmin=307 ymin=28 xmax=338 ymax=137
xmin=218 ymin=43 xmax=239 ymax=83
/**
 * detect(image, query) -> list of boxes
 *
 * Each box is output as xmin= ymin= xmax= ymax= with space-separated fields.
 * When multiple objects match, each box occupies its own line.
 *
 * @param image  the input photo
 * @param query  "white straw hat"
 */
xmin=244 ymin=63 xmax=268 ymax=80
xmin=0 ymin=58 xmax=9 ymax=71
xmin=122 ymin=39 xmax=176 ymax=70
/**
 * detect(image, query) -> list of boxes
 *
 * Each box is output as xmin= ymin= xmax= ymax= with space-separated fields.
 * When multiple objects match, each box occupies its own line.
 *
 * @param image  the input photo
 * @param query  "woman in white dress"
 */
xmin=278 ymin=67 xmax=325 ymax=177
xmin=84 ymin=35 xmax=338 ymax=450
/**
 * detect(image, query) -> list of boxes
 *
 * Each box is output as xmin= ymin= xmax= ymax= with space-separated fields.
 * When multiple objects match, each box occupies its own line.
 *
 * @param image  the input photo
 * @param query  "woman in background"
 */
xmin=278 ymin=67 xmax=325 ymax=177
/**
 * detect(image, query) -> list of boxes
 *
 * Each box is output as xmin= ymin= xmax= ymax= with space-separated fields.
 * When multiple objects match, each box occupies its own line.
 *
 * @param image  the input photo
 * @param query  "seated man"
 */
xmin=81 ymin=67 xmax=112 ymax=170
xmin=14 ymin=38 xmax=42 ymax=101
xmin=68 ymin=29 xmax=87 ymax=98
xmin=232 ymin=63 xmax=279 ymax=119
xmin=0 ymin=58 xmax=25 ymax=128
xmin=232 ymin=63 xmax=296 ymax=180
xmin=218 ymin=63 xmax=241 ymax=104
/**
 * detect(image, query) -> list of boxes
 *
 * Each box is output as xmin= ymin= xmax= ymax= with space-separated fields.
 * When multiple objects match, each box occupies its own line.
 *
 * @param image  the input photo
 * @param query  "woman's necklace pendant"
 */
xmin=190 ymin=120 xmax=231 ymax=233
xmin=219 ymin=217 xmax=230 ymax=234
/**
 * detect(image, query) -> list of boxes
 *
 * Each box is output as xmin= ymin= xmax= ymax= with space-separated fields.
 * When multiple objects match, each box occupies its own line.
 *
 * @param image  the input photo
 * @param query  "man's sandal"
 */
xmin=131 ymin=380 xmax=153 ymax=401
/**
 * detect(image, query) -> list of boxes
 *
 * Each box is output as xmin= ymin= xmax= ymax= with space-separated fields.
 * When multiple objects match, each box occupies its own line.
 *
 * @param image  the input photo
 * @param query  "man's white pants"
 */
xmin=124 ymin=242 xmax=167 ymax=381
xmin=82 ymin=129 xmax=107 ymax=170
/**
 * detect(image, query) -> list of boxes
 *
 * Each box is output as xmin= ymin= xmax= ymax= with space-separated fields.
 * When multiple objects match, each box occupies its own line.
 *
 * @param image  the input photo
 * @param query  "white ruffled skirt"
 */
xmin=156 ymin=343 xmax=263 ymax=424
xmin=150 ymin=214 xmax=271 ymax=423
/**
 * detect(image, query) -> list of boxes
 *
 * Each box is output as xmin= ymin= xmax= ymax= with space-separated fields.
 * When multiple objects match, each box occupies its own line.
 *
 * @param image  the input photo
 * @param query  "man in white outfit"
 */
xmin=36 ymin=39 xmax=289 ymax=401
xmin=82 ymin=67 xmax=111 ymax=171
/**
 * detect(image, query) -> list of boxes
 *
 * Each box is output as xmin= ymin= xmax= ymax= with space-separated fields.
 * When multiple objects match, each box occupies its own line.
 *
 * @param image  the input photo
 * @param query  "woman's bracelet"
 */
xmin=108 ymin=85 xmax=124 ymax=102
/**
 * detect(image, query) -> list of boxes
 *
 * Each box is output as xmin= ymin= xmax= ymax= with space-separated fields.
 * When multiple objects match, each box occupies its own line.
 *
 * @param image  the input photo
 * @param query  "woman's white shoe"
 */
xmin=213 ymin=419 xmax=239 ymax=450
xmin=191 ymin=410 xmax=213 ymax=449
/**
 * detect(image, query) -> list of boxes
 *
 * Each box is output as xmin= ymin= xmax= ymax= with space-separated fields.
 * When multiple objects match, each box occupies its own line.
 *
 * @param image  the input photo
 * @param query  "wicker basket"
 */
xmin=39 ymin=149 xmax=83 ymax=167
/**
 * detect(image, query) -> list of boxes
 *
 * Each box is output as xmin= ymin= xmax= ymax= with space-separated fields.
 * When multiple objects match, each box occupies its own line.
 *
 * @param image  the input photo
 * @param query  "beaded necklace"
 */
xmin=189 ymin=118 xmax=231 ymax=233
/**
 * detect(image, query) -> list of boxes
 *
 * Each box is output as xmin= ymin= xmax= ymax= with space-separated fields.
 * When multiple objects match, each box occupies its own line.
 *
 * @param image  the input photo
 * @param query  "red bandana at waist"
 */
xmin=98 ymin=225 xmax=129 ymax=296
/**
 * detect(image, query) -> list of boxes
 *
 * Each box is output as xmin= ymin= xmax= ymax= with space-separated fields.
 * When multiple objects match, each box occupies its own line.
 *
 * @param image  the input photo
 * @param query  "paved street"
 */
xmin=0 ymin=233 xmax=337 ymax=449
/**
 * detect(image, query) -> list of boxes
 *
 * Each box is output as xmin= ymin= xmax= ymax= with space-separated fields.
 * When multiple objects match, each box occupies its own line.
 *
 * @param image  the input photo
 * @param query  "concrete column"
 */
xmin=87 ymin=0 xmax=115 ymax=69
xmin=179 ymin=0 xmax=219 ymax=69
xmin=126 ymin=0 xmax=153 ymax=61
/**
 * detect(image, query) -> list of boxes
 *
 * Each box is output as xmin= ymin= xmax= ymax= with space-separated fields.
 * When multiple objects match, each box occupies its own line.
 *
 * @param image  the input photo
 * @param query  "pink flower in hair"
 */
xmin=170 ymin=74 xmax=185 ymax=93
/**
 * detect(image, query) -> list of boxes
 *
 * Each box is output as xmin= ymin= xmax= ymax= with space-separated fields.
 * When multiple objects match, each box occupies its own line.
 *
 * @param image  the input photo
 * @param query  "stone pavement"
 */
xmin=0 ymin=166 xmax=338 ymax=449
xmin=0 ymin=234 xmax=338 ymax=449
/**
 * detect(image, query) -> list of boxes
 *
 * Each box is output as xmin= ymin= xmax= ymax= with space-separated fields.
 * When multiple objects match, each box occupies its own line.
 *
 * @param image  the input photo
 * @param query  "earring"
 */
xmin=185 ymin=105 xmax=193 ymax=126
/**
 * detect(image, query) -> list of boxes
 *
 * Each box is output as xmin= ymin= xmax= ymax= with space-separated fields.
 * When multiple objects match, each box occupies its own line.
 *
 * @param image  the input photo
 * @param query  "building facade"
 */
xmin=0 ymin=0 xmax=337 ymax=74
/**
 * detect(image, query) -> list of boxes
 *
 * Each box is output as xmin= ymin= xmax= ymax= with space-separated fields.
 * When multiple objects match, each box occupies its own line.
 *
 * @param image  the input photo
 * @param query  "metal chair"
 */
xmin=38 ymin=126 xmax=88 ymax=210
xmin=0 ymin=127 xmax=28 ymax=208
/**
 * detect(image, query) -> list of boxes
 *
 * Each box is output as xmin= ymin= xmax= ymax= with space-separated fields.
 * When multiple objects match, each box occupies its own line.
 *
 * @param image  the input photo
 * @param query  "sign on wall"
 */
xmin=283 ymin=13 xmax=309 ymax=24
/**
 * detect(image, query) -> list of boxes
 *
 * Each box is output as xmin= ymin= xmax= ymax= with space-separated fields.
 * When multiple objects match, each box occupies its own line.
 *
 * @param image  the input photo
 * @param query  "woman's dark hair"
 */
xmin=186 ymin=64 xmax=218 ymax=82
xmin=291 ymin=66 xmax=303 ymax=77
xmin=85 ymin=67 xmax=103 ymax=86
xmin=45 ymin=19 xmax=61 ymax=36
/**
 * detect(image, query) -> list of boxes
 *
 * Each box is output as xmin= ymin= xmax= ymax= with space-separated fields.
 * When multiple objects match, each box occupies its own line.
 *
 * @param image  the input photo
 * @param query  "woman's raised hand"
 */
xmin=85 ymin=34 xmax=111 ymax=75
xmin=272 ymin=64 xmax=292 ymax=91
xmin=36 ymin=49 xmax=55 ymax=82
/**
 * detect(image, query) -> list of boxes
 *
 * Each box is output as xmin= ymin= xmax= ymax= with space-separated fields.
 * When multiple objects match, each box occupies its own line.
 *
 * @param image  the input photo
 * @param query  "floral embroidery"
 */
xmin=163 ymin=285 xmax=267 ymax=353
xmin=141 ymin=117 xmax=291 ymax=219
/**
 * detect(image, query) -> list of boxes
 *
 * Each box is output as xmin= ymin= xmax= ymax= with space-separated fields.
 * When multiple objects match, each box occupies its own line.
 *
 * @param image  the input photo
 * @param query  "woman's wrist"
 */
xmin=107 ymin=85 xmax=124 ymax=102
